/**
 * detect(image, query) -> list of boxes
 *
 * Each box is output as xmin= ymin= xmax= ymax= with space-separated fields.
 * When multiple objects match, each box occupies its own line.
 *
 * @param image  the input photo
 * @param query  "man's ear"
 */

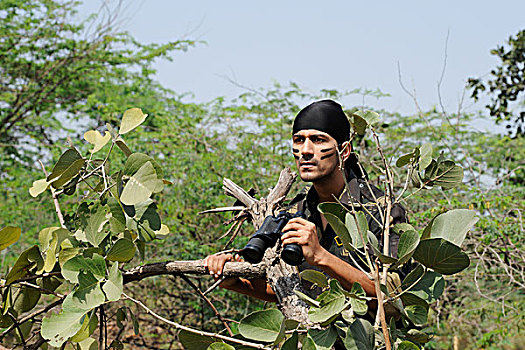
xmin=340 ymin=141 xmax=352 ymax=162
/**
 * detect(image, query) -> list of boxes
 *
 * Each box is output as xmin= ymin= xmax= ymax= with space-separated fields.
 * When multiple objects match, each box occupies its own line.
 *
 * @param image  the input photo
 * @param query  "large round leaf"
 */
xmin=300 ymin=269 xmax=328 ymax=288
xmin=106 ymin=238 xmax=136 ymax=262
xmin=178 ymin=330 xmax=218 ymax=350
xmin=29 ymin=178 xmax=50 ymax=197
xmin=120 ymin=161 xmax=160 ymax=205
xmin=427 ymin=209 xmax=478 ymax=247
xmin=343 ymin=318 xmax=375 ymax=350
xmin=309 ymin=280 xmax=346 ymax=323
xmin=308 ymin=326 xmax=338 ymax=350
xmin=47 ymin=148 xmax=83 ymax=182
xmin=413 ymin=238 xmax=470 ymax=275
xmin=391 ymin=230 xmax=419 ymax=269
xmin=238 ymin=309 xmax=284 ymax=342
xmin=84 ymin=130 xmax=111 ymax=153
xmin=119 ymin=108 xmax=148 ymax=135
xmin=41 ymin=310 xmax=86 ymax=347
xmin=0 ymin=226 xmax=21 ymax=251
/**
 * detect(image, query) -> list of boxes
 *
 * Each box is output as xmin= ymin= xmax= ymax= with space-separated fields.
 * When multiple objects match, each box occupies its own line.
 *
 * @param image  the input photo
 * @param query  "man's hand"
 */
xmin=204 ymin=253 xmax=242 ymax=288
xmin=281 ymin=217 xmax=328 ymax=266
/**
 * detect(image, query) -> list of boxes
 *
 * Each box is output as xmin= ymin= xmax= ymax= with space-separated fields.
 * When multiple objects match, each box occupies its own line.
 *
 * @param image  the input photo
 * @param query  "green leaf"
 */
xmin=29 ymin=178 xmax=50 ymax=197
xmin=120 ymin=161 xmax=160 ymax=205
xmin=41 ymin=309 xmax=86 ymax=347
xmin=119 ymin=108 xmax=148 ymax=134
xmin=13 ymin=286 xmax=41 ymax=313
xmin=178 ymin=330 xmax=218 ymax=350
xmin=84 ymin=130 xmax=111 ymax=153
xmin=393 ymin=223 xmax=416 ymax=235
xmin=62 ymin=254 xmax=106 ymax=284
xmin=396 ymin=152 xmax=415 ymax=168
xmin=207 ymin=343 xmax=235 ymax=350
xmin=302 ymin=335 xmax=317 ymax=350
xmin=424 ymin=159 xmax=464 ymax=190
xmin=294 ymin=290 xmax=320 ymax=308
xmin=83 ymin=205 xmax=109 ymax=247
xmin=402 ymin=268 xmax=445 ymax=303
xmin=47 ymin=148 xmax=83 ymax=182
xmin=115 ymin=137 xmax=132 ymax=157
xmin=398 ymin=340 xmax=420 ymax=350
xmin=106 ymin=238 xmax=136 ymax=262
xmin=70 ymin=311 xmax=98 ymax=343
xmin=413 ymin=238 xmax=470 ymax=275
xmin=343 ymin=318 xmax=375 ymax=350
xmin=346 ymin=212 xmax=369 ymax=249
xmin=300 ymin=269 xmax=329 ymax=288
xmin=51 ymin=158 xmax=86 ymax=189
xmin=308 ymin=326 xmax=338 ymax=350
xmin=317 ymin=207 xmax=354 ymax=252
xmin=418 ymin=143 xmax=432 ymax=171
xmin=281 ymin=331 xmax=298 ymax=350
xmin=6 ymin=245 xmax=43 ymax=285
xmin=406 ymin=329 xmax=431 ymax=343
xmin=102 ymin=262 xmax=123 ymax=301
xmin=391 ymin=230 xmax=420 ymax=270
xmin=139 ymin=202 xmax=162 ymax=231
xmin=428 ymin=209 xmax=478 ymax=247
xmin=349 ymin=282 xmax=367 ymax=316
xmin=124 ymin=153 xmax=163 ymax=178
xmin=405 ymin=304 xmax=428 ymax=326
xmin=238 ymin=309 xmax=284 ymax=342
xmin=352 ymin=110 xmax=380 ymax=135
xmin=0 ymin=226 xmax=21 ymax=251
xmin=107 ymin=197 xmax=126 ymax=233
xmin=309 ymin=280 xmax=346 ymax=323
xmin=63 ymin=272 xmax=105 ymax=312
xmin=78 ymin=337 xmax=98 ymax=350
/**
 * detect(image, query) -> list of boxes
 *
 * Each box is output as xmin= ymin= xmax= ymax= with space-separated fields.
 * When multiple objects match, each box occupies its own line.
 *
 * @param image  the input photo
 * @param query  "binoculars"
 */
xmin=241 ymin=211 xmax=305 ymax=266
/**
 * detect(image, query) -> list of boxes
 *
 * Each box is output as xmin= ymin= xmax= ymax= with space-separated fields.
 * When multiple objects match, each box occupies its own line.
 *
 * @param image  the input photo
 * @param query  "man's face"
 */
xmin=292 ymin=129 xmax=340 ymax=182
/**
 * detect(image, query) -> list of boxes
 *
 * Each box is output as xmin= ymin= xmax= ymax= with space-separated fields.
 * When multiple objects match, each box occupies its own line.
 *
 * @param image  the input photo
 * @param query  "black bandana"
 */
xmin=292 ymin=100 xmax=350 ymax=145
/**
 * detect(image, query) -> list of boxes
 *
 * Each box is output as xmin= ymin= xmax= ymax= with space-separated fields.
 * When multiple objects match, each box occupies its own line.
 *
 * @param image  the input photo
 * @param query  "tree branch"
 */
xmin=123 ymin=260 xmax=266 ymax=284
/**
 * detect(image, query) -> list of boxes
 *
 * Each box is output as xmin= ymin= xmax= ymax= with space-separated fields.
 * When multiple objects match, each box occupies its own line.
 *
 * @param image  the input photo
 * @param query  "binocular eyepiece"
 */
xmin=241 ymin=211 xmax=305 ymax=266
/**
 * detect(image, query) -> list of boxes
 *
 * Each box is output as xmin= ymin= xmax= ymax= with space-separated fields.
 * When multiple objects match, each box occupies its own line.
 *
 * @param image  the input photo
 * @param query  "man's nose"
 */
xmin=301 ymin=138 xmax=314 ymax=155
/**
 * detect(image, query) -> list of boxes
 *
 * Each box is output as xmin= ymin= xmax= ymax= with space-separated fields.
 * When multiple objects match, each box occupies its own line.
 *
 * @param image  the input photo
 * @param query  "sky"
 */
xmin=80 ymin=1 xmax=524 ymax=127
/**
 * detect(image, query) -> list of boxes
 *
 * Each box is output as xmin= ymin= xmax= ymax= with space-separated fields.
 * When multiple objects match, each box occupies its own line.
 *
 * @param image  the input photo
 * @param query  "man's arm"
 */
xmin=204 ymin=254 xmax=278 ymax=302
xmin=281 ymin=218 xmax=376 ymax=297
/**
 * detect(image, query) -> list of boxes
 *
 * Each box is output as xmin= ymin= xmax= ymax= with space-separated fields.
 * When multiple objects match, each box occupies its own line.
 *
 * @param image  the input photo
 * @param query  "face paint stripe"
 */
xmin=320 ymin=147 xmax=335 ymax=153
xmin=320 ymin=152 xmax=336 ymax=160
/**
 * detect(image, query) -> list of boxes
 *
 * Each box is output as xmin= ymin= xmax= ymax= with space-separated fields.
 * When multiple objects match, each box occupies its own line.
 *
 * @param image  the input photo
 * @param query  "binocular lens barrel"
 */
xmin=242 ymin=237 xmax=266 ymax=263
xmin=281 ymin=244 xmax=303 ymax=266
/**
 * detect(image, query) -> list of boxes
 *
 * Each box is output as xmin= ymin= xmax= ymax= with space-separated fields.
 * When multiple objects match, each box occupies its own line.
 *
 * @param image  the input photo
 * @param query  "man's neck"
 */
xmin=312 ymin=170 xmax=346 ymax=203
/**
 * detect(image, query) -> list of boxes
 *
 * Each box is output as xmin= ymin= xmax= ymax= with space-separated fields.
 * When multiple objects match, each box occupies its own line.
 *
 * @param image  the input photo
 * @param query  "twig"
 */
xmin=374 ymin=264 xmax=391 ymax=350
xmin=38 ymin=160 xmax=65 ymax=228
xmin=178 ymin=275 xmax=233 ymax=336
xmin=203 ymin=277 xmax=226 ymax=296
xmin=122 ymin=293 xmax=269 ymax=349
xmin=223 ymin=218 xmax=246 ymax=250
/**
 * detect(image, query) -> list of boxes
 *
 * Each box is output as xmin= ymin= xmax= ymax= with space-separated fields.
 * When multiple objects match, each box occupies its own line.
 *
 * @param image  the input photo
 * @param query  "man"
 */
xmin=205 ymin=99 xmax=406 ymax=302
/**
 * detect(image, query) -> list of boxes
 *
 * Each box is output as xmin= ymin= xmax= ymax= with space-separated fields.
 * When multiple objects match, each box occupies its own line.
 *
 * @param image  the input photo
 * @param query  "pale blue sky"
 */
xmin=80 ymin=1 xmax=524 ymax=122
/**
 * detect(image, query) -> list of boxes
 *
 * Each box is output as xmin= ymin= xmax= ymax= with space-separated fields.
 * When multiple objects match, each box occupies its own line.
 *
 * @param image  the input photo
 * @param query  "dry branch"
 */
xmin=123 ymin=260 xmax=266 ymax=284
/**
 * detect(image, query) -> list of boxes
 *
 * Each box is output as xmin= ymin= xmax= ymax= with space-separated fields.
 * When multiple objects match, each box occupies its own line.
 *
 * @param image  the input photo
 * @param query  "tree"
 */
xmin=0 ymin=0 xmax=194 ymax=166
xmin=468 ymin=29 xmax=525 ymax=137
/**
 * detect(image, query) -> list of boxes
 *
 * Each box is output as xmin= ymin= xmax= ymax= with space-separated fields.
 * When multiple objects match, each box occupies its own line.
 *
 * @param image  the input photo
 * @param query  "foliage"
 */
xmin=468 ymin=29 xmax=525 ymax=136
xmin=0 ymin=0 xmax=194 ymax=166
xmin=1 ymin=109 xmax=169 ymax=348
